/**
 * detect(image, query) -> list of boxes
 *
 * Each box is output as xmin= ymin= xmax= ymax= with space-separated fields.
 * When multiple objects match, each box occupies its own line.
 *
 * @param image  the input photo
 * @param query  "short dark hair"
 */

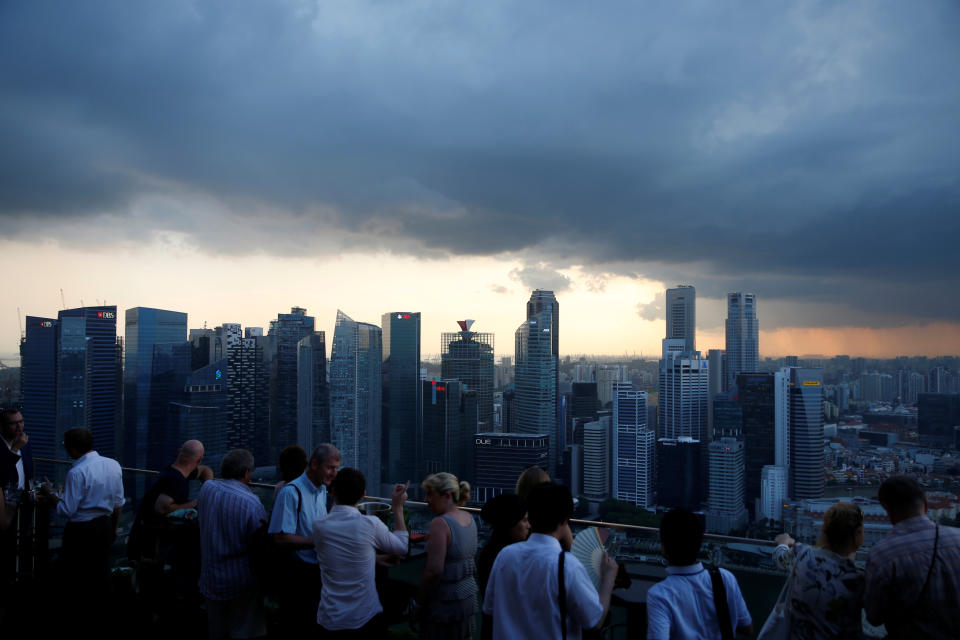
xmin=659 ymin=509 xmax=704 ymax=566
xmin=220 ymin=449 xmax=255 ymax=480
xmin=1 ymin=408 xmax=22 ymax=424
xmin=331 ymin=467 xmax=365 ymax=506
xmin=63 ymin=428 xmax=94 ymax=455
xmin=527 ymin=482 xmax=573 ymax=534
xmin=878 ymin=475 xmax=926 ymax=518
xmin=278 ymin=445 xmax=308 ymax=482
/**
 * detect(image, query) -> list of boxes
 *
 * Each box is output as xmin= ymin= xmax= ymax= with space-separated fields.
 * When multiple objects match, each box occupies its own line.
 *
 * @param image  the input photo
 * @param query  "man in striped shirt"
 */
xmin=198 ymin=449 xmax=268 ymax=640
xmin=865 ymin=475 xmax=960 ymax=639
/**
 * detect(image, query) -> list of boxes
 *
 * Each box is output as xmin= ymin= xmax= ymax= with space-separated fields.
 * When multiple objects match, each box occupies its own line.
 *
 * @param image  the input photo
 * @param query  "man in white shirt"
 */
xmin=484 ymin=482 xmax=618 ymax=639
xmin=52 ymin=427 xmax=125 ymax=625
xmin=646 ymin=509 xmax=753 ymax=640
xmin=313 ymin=467 xmax=409 ymax=635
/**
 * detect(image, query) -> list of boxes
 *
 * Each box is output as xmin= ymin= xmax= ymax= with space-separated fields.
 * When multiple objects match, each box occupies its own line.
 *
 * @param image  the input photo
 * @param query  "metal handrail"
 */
xmin=34 ymin=457 xmax=777 ymax=547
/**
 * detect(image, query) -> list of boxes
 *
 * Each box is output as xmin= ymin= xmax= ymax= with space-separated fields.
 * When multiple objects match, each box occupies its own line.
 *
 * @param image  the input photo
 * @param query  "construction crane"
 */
xmin=60 ymin=289 xmax=66 ymax=310
xmin=17 ymin=307 xmax=23 ymax=339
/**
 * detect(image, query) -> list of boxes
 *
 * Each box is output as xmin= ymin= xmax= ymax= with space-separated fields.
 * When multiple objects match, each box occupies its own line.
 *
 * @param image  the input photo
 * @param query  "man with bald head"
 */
xmin=128 ymin=440 xmax=213 ymax=571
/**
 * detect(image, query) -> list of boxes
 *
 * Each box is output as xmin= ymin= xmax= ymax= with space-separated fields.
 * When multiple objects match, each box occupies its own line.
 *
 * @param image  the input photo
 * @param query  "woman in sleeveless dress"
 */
xmin=416 ymin=472 xmax=479 ymax=640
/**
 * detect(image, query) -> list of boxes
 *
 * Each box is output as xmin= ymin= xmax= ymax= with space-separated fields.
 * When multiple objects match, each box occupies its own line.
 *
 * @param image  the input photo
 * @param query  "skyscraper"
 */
xmin=527 ymin=290 xmax=559 ymax=431
xmin=473 ymin=432 xmax=549 ymax=503
xmin=737 ymin=373 xmax=776 ymax=507
xmin=441 ymin=320 xmax=494 ymax=432
xmin=147 ymin=341 xmax=192 ymax=469
xmin=20 ymin=316 xmax=58 ymax=462
xmin=658 ymin=340 xmax=708 ymax=441
xmin=706 ymin=437 xmax=748 ymax=534
xmin=169 ymin=357 xmax=229 ymax=469
xmin=124 ymin=307 xmax=187 ymax=468
xmin=582 ymin=417 xmax=611 ymax=502
xmin=381 ymin=312 xmax=421 ymax=485
xmin=297 ymin=332 xmax=329 ymax=455
xmin=918 ymin=393 xmax=960 ymax=448
xmin=268 ymin=307 xmax=315 ymax=462
xmin=760 ymin=465 xmax=788 ymax=522
xmin=514 ymin=310 xmax=558 ymax=475
xmin=612 ymin=383 xmax=654 ymax=508
xmin=330 ymin=310 xmax=383 ymax=490
xmin=656 ymin=437 xmax=702 ymax=510
xmin=725 ymin=293 xmax=758 ymax=392
xmin=707 ymin=349 xmax=725 ymax=435
xmin=421 ymin=379 xmax=475 ymax=483
xmin=665 ymin=285 xmax=696 ymax=353
xmin=789 ymin=368 xmax=824 ymax=499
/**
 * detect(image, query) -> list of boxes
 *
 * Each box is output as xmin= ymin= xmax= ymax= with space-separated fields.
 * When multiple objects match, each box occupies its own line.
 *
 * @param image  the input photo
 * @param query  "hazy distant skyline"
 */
xmin=3 ymin=1 xmax=959 ymax=359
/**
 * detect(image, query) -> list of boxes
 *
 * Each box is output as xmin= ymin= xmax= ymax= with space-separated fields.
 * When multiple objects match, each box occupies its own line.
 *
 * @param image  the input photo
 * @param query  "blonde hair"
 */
xmin=422 ymin=472 xmax=470 ymax=504
xmin=817 ymin=502 xmax=864 ymax=555
xmin=515 ymin=466 xmax=550 ymax=502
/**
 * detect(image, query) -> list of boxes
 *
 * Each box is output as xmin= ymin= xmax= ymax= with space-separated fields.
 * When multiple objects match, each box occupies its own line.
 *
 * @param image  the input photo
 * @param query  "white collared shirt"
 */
xmin=312 ymin=504 xmax=409 ymax=630
xmin=646 ymin=562 xmax=752 ymax=640
xmin=56 ymin=451 xmax=125 ymax=522
xmin=3 ymin=438 xmax=24 ymax=489
xmin=483 ymin=533 xmax=603 ymax=640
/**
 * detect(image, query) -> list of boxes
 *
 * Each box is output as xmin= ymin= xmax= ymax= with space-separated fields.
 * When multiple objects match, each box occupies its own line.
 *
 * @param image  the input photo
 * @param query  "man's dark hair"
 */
xmin=278 ymin=445 xmax=308 ymax=482
xmin=660 ymin=508 xmax=704 ymax=566
xmin=1 ymin=408 xmax=22 ymax=424
xmin=220 ymin=449 xmax=255 ymax=480
xmin=878 ymin=475 xmax=926 ymax=518
xmin=63 ymin=428 xmax=94 ymax=455
xmin=331 ymin=467 xmax=365 ymax=506
xmin=527 ymin=482 xmax=573 ymax=534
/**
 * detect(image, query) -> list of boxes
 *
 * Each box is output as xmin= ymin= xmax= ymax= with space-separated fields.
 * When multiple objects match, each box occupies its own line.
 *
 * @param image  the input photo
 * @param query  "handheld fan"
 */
xmin=570 ymin=526 xmax=611 ymax=588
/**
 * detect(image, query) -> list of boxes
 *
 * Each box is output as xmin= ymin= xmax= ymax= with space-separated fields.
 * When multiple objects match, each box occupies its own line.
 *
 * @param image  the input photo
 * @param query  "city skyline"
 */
xmin=3 ymin=3 xmax=960 ymax=361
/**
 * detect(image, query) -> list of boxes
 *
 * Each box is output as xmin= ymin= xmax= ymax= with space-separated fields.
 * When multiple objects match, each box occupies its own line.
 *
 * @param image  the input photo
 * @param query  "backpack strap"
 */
xmin=291 ymin=483 xmax=303 ymax=529
xmin=558 ymin=550 xmax=567 ymax=640
xmin=708 ymin=565 xmax=735 ymax=640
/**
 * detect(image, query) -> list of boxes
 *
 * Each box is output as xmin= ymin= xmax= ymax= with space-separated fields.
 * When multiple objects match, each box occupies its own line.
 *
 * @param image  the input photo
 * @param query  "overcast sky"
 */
xmin=2 ymin=0 xmax=959 ymax=359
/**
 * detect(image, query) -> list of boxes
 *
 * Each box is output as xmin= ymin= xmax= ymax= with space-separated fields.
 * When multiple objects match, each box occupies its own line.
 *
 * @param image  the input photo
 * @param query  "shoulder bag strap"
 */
xmin=291 ymin=484 xmax=303 ymax=529
xmin=708 ymin=565 xmax=735 ymax=640
xmin=918 ymin=524 xmax=940 ymax=599
xmin=558 ymin=550 xmax=567 ymax=640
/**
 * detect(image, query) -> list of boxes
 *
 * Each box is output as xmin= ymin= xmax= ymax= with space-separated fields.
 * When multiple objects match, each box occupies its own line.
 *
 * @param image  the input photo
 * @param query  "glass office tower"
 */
xmin=441 ymin=321 xmax=494 ymax=433
xmin=789 ymin=368 xmax=824 ymax=499
xmin=514 ymin=310 xmax=558 ymax=475
xmin=268 ymin=307 xmax=315 ymax=463
xmin=381 ymin=312 xmax=421 ymax=485
xmin=725 ymin=293 xmax=759 ymax=393
xmin=330 ymin=310 xmax=383 ymax=490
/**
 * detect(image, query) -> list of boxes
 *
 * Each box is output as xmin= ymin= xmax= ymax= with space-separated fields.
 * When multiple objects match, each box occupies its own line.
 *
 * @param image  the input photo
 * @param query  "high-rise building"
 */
xmin=569 ymin=383 xmax=599 ymax=425
xmin=712 ymin=393 xmax=742 ymax=439
xmin=147 ymin=341 xmax=192 ymax=470
xmin=789 ymin=368 xmax=824 ymax=500
xmin=665 ymin=286 xmax=696 ymax=353
xmin=297 ymin=332 xmax=329 ymax=455
xmin=896 ymin=369 xmax=926 ymax=406
xmin=760 ymin=465 xmax=788 ymax=522
xmin=232 ymin=334 xmax=269 ymax=461
xmin=707 ymin=349 xmax=725 ymax=434
xmin=514 ymin=310 xmax=558 ymax=475
xmin=441 ymin=320 xmax=494 ymax=432
xmin=656 ymin=437 xmax=702 ymax=510
xmin=169 ymin=357 xmax=229 ymax=470
xmin=473 ymin=432 xmax=549 ymax=503
xmin=20 ymin=316 xmax=58 ymax=462
xmin=597 ymin=365 xmax=627 ymax=406
xmin=330 ymin=310 xmax=383 ymax=490
xmin=658 ymin=340 xmax=708 ymax=440
xmin=526 ymin=290 xmax=559 ymax=438
xmin=737 ymin=373 xmax=776 ymax=507
xmin=582 ymin=417 xmax=611 ymax=502
xmin=612 ymin=383 xmax=654 ymax=508
xmin=268 ymin=307 xmax=315 ymax=462
xmin=918 ymin=393 xmax=960 ymax=448
xmin=124 ymin=307 xmax=187 ymax=469
xmin=382 ymin=312 xmax=421 ymax=486
xmin=706 ymin=438 xmax=748 ymax=534
xmin=421 ymin=379 xmax=475 ymax=484
xmin=929 ymin=366 xmax=952 ymax=394
xmin=725 ymin=293 xmax=758 ymax=393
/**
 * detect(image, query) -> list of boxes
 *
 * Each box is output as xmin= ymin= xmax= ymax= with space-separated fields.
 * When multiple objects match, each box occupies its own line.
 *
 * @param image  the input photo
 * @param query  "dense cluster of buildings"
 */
xmin=14 ymin=288 xmax=960 ymax=530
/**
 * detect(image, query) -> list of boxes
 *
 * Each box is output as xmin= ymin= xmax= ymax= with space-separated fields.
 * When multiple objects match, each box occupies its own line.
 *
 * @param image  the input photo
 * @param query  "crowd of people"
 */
xmin=2 ymin=405 xmax=960 ymax=639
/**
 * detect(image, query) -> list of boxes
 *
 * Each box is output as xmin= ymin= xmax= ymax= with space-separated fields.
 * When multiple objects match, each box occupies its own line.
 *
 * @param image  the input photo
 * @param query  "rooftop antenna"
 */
xmin=80 ymin=298 xmax=85 ymax=308
xmin=60 ymin=289 xmax=66 ymax=310
xmin=17 ymin=307 xmax=23 ymax=340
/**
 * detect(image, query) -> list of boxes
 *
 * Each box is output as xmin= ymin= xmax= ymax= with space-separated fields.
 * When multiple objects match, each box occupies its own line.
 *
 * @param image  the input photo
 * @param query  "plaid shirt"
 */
xmin=197 ymin=479 xmax=267 ymax=601
xmin=864 ymin=515 xmax=960 ymax=639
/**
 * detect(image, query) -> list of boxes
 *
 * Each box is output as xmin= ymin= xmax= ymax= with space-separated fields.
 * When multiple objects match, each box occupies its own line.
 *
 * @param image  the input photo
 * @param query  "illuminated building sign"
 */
xmin=475 ymin=438 xmax=491 ymax=445
xmin=96 ymin=311 xmax=116 ymax=319
xmin=215 ymin=369 xmax=223 ymax=380
xmin=802 ymin=380 xmax=821 ymax=386
xmin=396 ymin=313 xmax=411 ymax=320
xmin=40 ymin=321 xmax=53 ymax=328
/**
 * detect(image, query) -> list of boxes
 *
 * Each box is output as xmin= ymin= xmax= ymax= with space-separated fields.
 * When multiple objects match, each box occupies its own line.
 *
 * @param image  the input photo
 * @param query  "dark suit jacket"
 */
xmin=0 ymin=441 xmax=33 ymax=489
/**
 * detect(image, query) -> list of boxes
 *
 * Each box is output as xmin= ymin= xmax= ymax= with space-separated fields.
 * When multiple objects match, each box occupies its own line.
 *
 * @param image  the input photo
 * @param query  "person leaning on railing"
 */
xmin=415 ymin=472 xmax=480 ymax=640
xmin=772 ymin=502 xmax=866 ymax=639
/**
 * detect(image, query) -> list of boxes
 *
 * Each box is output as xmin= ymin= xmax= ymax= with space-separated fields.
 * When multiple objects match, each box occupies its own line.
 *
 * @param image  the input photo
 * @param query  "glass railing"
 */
xmin=20 ymin=458 xmax=788 ymax=639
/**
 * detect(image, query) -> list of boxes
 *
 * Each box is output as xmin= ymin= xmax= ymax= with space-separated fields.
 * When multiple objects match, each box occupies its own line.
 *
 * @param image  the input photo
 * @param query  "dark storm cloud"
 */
xmin=2 ymin=0 xmax=959 ymax=328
